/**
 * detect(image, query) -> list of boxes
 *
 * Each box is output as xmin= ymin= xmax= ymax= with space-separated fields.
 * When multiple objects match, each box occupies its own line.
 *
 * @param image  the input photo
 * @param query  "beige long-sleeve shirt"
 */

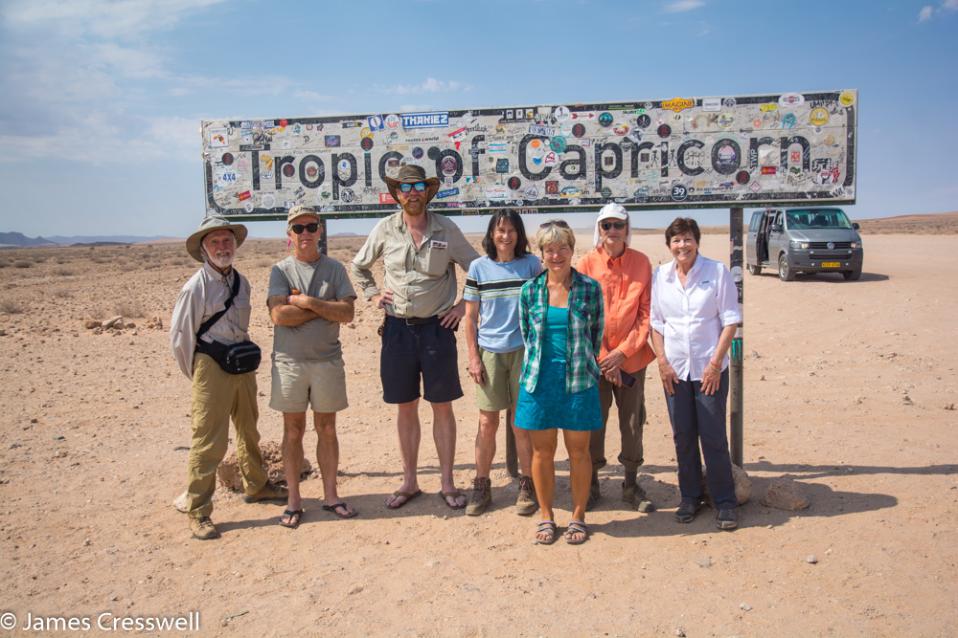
xmin=350 ymin=210 xmax=479 ymax=318
xmin=170 ymin=262 xmax=252 ymax=378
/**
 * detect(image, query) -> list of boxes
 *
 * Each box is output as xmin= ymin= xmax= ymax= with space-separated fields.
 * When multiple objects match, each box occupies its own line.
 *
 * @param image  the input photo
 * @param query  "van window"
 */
xmin=786 ymin=208 xmax=852 ymax=230
xmin=749 ymin=212 xmax=763 ymax=231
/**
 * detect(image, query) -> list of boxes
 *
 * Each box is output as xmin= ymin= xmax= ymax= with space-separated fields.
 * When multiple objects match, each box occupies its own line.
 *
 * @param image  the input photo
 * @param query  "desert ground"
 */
xmin=0 ymin=215 xmax=956 ymax=637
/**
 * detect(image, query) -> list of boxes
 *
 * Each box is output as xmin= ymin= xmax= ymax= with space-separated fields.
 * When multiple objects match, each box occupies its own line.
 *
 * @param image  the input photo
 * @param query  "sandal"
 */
xmin=438 ymin=490 xmax=466 ymax=510
xmin=322 ymin=502 xmax=358 ymax=519
xmin=385 ymin=489 xmax=422 ymax=509
xmin=534 ymin=520 xmax=558 ymax=545
xmin=279 ymin=509 xmax=304 ymax=529
xmin=564 ymin=520 xmax=589 ymax=545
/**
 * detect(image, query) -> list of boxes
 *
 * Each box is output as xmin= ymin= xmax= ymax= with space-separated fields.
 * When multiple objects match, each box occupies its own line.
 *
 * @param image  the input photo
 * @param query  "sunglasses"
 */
xmin=601 ymin=220 xmax=627 ymax=231
xmin=291 ymin=222 xmax=319 ymax=234
xmin=539 ymin=219 xmax=570 ymax=229
xmin=399 ymin=181 xmax=427 ymax=193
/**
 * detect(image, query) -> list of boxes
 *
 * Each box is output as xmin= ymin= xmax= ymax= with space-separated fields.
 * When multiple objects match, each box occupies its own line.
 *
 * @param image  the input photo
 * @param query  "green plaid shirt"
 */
xmin=519 ymin=268 xmax=604 ymax=394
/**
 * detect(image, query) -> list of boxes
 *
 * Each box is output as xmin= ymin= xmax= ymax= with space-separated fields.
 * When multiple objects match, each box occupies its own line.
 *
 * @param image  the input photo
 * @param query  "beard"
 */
xmin=402 ymin=198 xmax=426 ymax=216
xmin=207 ymin=252 xmax=233 ymax=270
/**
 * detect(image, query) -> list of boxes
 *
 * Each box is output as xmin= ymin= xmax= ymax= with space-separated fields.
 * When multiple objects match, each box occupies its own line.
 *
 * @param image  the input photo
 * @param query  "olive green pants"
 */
xmin=590 ymin=370 xmax=648 ymax=474
xmin=185 ymin=353 xmax=267 ymax=519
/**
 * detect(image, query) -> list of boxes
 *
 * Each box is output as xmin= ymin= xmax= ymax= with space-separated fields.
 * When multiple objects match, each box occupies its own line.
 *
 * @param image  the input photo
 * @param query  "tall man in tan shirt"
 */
xmin=351 ymin=165 xmax=479 ymax=509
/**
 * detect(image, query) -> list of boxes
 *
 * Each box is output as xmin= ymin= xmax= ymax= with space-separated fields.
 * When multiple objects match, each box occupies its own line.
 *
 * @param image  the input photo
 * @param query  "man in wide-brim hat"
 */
xmin=170 ymin=216 xmax=287 ymax=541
xmin=351 ymin=164 xmax=480 ymax=510
xmin=383 ymin=164 xmax=441 ymax=205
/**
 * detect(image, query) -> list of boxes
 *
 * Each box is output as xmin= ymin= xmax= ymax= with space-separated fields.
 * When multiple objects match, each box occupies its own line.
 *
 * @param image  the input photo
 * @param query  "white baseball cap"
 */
xmin=594 ymin=203 xmax=631 ymax=248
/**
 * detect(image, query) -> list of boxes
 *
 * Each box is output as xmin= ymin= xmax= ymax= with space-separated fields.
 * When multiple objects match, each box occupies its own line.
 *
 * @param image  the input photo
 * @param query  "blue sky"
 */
xmin=1 ymin=0 xmax=956 ymax=238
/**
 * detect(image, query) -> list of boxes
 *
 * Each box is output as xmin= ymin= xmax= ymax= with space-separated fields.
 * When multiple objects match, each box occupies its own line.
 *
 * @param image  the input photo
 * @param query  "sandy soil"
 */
xmin=0 ymin=221 xmax=956 ymax=637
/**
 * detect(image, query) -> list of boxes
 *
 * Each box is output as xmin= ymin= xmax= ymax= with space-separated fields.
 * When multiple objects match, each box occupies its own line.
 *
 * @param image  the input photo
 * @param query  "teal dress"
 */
xmin=515 ymin=306 xmax=602 ymax=431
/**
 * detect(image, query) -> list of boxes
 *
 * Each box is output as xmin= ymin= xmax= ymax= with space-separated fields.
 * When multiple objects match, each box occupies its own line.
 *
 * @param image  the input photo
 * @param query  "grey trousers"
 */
xmin=664 ymin=370 xmax=736 ymax=509
xmin=589 ymin=369 xmax=647 ymax=474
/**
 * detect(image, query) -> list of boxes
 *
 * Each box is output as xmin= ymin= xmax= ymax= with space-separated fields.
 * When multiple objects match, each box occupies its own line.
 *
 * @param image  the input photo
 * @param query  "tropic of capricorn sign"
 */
xmin=202 ymin=89 xmax=857 ymax=219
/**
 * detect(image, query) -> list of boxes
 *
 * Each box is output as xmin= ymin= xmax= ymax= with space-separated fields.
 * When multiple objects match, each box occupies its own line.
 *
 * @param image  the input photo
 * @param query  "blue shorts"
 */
xmin=380 ymin=316 xmax=463 ymax=404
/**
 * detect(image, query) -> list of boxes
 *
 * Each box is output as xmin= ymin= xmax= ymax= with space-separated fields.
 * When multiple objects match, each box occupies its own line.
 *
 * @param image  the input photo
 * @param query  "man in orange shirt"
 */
xmin=578 ymin=203 xmax=656 ymax=512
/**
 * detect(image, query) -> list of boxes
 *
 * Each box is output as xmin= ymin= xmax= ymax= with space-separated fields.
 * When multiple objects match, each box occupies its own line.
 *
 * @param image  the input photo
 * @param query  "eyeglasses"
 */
xmin=291 ymin=222 xmax=319 ymax=234
xmin=539 ymin=219 xmax=570 ymax=229
xmin=399 ymin=181 xmax=427 ymax=193
xmin=600 ymin=220 xmax=627 ymax=231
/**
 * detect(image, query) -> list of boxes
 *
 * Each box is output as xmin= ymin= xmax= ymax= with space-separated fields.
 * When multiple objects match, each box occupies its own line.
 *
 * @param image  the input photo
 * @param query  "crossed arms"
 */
xmin=268 ymin=291 xmax=355 ymax=326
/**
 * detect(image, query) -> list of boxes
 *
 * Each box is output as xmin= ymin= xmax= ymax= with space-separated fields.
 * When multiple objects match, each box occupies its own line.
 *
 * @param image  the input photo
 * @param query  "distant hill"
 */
xmin=46 ymin=234 xmax=177 ymax=245
xmin=0 ymin=232 xmax=177 ymax=247
xmin=0 ymin=232 xmax=58 ymax=248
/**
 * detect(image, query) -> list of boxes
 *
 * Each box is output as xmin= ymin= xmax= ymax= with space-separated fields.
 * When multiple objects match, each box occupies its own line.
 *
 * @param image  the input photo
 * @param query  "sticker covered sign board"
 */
xmin=202 ymin=89 xmax=857 ymax=219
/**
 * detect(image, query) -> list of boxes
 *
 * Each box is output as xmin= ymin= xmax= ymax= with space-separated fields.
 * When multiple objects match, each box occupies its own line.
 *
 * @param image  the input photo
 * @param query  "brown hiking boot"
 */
xmin=243 ymin=482 xmax=289 ymax=503
xmin=515 ymin=475 xmax=538 ymax=516
xmin=465 ymin=477 xmax=492 ymax=516
xmin=587 ymin=475 xmax=601 ymax=511
xmin=623 ymin=482 xmax=655 ymax=513
xmin=189 ymin=516 xmax=220 ymax=541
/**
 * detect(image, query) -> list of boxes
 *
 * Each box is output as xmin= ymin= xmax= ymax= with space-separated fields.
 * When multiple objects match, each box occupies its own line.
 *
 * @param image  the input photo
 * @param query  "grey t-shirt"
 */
xmin=268 ymin=255 xmax=356 ymax=363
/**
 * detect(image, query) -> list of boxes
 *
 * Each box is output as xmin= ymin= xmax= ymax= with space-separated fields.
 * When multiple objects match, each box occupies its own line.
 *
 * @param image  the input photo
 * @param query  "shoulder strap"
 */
xmin=196 ymin=269 xmax=241 ymax=340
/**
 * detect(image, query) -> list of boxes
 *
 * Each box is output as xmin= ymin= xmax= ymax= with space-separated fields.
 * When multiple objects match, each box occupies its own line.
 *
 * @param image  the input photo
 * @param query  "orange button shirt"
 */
xmin=578 ymin=246 xmax=656 ymax=374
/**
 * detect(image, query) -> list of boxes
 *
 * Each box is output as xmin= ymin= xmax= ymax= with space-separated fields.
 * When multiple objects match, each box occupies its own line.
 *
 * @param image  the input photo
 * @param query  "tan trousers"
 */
xmin=186 ymin=353 xmax=267 ymax=519
xmin=590 ymin=369 xmax=648 ymax=474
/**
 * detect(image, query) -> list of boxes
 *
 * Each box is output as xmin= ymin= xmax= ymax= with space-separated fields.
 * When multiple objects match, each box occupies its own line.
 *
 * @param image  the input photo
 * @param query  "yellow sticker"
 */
xmin=661 ymin=97 xmax=694 ymax=113
xmin=759 ymin=103 xmax=778 ymax=112
xmin=809 ymin=107 xmax=830 ymax=127
xmin=360 ymin=127 xmax=373 ymax=139
xmin=839 ymin=90 xmax=855 ymax=107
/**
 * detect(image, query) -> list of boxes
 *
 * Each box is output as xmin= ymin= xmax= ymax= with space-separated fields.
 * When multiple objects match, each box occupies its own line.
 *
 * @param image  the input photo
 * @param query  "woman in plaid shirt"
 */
xmin=515 ymin=221 xmax=604 ymax=545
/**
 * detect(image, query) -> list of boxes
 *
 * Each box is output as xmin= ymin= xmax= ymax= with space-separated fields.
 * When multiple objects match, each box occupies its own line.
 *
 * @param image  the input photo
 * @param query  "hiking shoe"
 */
xmin=243 ymin=482 xmax=289 ymax=503
xmin=717 ymin=508 xmax=738 ymax=531
xmin=515 ymin=475 xmax=538 ymax=516
xmin=189 ymin=516 xmax=220 ymax=541
xmin=675 ymin=498 xmax=703 ymax=524
xmin=465 ymin=477 xmax=492 ymax=516
xmin=623 ymin=482 xmax=655 ymax=513
xmin=587 ymin=475 xmax=601 ymax=511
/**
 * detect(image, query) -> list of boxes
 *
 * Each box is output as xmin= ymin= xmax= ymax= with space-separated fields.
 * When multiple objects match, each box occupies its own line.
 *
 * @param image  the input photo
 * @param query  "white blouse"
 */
xmin=650 ymin=254 xmax=741 ymax=382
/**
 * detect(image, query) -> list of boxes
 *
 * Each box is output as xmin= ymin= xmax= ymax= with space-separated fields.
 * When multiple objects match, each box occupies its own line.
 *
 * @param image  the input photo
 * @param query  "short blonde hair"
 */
xmin=535 ymin=221 xmax=575 ymax=252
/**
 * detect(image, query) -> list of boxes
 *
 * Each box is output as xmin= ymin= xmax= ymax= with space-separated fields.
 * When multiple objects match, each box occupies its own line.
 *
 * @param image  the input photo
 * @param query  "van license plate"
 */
xmin=821 ymin=261 xmax=841 ymax=268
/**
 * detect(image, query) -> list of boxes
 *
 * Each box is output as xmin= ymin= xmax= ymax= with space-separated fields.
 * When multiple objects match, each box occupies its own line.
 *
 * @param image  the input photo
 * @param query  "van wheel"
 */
xmin=843 ymin=268 xmax=861 ymax=281
xmin=778 ymin=254 xmax=795 ymax=281
xmin=747 ymin=263 xmax=761 ymax=276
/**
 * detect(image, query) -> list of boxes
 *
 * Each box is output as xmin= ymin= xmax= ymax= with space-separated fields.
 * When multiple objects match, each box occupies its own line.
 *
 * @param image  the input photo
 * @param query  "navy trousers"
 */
xmin=664 ymin=369 xmax=737 ymax=509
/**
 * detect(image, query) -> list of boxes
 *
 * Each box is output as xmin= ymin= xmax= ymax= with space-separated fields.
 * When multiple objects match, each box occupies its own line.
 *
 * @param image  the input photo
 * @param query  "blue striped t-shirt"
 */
xmin=463 ymin=254 xmax=542 ymax=353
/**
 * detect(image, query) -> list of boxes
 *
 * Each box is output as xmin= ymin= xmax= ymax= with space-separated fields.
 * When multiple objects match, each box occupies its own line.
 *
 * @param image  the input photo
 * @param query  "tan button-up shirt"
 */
xmin=351 ymin=210 xmax=479 ymax=318
xmin=170 ymin=262 xmax=252 ymax=378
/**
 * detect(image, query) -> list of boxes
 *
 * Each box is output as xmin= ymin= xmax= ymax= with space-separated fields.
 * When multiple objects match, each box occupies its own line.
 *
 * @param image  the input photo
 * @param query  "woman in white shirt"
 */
xmin=650 ymin=218 xmax=742 ymax=530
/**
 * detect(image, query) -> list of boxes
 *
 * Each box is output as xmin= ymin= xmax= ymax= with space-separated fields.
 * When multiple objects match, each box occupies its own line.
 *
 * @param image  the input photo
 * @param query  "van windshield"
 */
xmin=786 ymin=209 xmax=852 ymax=230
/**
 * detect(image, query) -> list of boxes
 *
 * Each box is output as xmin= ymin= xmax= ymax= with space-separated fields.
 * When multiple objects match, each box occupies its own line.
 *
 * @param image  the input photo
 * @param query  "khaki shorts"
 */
xmin=270 ymin=357 xmax=348 ymax=413
xmin=475 ymin=348 xmax=524 ymax=412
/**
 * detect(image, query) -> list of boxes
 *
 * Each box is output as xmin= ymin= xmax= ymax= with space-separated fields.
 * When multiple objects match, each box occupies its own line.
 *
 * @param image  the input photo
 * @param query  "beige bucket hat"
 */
xmin=186 ymin=216 xmax=248 ymax=262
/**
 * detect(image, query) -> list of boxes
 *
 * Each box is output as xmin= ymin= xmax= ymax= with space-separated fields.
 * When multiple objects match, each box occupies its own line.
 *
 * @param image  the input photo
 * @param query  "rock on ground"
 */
xmin=732 ymin=464 xmax=752 ymax=505
xmin=762 ymin=477 xmax=811 ymax=510
xmin=217 ymin=440 xmax=312 ymax=491
xmin=702 ymin=463 xmax=751 ymax=505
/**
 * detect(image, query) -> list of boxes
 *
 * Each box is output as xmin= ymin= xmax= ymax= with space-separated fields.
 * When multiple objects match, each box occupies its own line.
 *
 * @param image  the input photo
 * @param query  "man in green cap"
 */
xmin=268 ymin=206 xmax=358 ymax=529
xmin=170 ymin=216 xmax=287 ymax=540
